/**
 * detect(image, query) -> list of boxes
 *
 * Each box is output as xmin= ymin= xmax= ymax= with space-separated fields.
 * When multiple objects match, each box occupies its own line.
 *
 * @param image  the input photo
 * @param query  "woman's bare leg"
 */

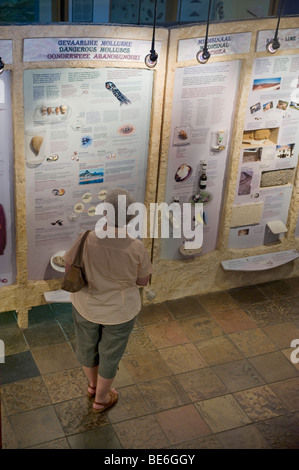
xmin=82 ymin=365 xmax=98 ymax=394
xmin=93 ymin=374 xmax=117 ymax=411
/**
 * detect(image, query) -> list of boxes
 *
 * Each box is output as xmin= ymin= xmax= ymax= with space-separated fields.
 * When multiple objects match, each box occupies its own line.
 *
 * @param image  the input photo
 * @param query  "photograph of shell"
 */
xmin=33 ymin=103 xmax=71 ymax=125
xmin=118 ymin=124 xmax=135 ymax=135
xmin=51 ymin=251 xmax=66 ymax=272
xmin=173 ymin=126 xmax=191 ymax=146
xmin=174 ymin=163 xmax=192 ymax=182
xmin=31 ymin=135 xmax=43 ymax=156
xmin=25 ymin=129 xmax=46 ymax=165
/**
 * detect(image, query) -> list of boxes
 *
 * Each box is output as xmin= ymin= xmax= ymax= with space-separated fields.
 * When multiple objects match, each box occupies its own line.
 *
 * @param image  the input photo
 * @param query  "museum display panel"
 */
xmin=0 ymin=18 xmax=298 ymax=326
xmin=0 ymin=70 xmax=16 ymax=287
xmin=161 ymin=60 xmax=241 ymax=260
xmin=23 ymin=66 xmax=153 ymax=280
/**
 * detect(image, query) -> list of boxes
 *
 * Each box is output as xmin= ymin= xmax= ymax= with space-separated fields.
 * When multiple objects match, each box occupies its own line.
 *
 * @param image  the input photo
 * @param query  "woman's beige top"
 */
xmin=64 ymin=229 xmax=152 ymax=325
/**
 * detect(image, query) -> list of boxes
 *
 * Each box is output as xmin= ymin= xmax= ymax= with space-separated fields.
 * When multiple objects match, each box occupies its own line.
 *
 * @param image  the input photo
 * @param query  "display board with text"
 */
xmin=24 ymin=67 xmax=153 ymax=280
xmin=161 ymin=60 xmax=241 ymax=260
xmin=229 ymin=55 xmax=299 ymax=249
xmin=0 ymin=71 xmax=16 ymax=286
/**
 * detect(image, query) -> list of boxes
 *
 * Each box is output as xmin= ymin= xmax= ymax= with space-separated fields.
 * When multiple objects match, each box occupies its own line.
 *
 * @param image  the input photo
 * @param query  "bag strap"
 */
xmin=73 ymin=230 xmax=91 ymax=267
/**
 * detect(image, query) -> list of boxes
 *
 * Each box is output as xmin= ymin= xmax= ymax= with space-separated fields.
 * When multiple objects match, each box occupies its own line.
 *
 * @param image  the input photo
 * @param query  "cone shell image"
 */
xmin=31 ymin=135 xmax=43 ymax=156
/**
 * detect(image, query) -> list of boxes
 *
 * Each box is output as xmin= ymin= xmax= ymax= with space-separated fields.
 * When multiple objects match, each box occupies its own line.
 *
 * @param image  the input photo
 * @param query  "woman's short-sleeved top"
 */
xmin=64 ymin=229 xmax=152 ymax=325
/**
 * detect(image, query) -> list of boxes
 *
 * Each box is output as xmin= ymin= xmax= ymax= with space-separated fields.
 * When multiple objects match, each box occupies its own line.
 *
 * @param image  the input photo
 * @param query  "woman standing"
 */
xmin=64 ymin=188 xmax=152 ymax=413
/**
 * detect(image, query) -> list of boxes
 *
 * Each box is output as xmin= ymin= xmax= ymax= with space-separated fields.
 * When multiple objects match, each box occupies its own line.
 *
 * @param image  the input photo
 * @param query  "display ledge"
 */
xmin=44 ymin=286 xmax=144 ymax=303
xmin=44 ymin=289 xmax=71 ymax=303
xmin=221 ymin=249 xmax=299 ymax=271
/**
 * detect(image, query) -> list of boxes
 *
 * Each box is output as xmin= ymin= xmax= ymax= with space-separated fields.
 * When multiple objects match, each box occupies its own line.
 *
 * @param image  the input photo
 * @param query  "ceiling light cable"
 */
xmin=196 ymin=0 xmax=212 ymax=64
xmin=145 ymin=0 xmax=158 ymax=68
xmin=266 ymin=0 xmax=285 ymax=53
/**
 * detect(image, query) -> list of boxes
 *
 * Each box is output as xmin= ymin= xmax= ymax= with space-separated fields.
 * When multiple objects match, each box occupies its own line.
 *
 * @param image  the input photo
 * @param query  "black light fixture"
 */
xmin=0 ymin=57 xmax=5 ymax=75
xmin=145 ymin=0 xmax=158 ymax=68
xmin=196 ymin=0 xmax=212 ymax=64
xmin=266 ymin=0 xmax=285 ymax=53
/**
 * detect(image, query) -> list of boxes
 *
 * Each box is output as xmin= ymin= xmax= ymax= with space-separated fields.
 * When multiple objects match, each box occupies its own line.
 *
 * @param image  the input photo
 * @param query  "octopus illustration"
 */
xmin=105 ymin=82 xmax=131 ymax=105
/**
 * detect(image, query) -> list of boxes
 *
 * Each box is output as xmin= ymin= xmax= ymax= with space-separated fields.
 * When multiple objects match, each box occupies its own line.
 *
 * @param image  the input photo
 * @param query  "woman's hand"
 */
xmin=136 ymin=275 xmax=150 ymax=286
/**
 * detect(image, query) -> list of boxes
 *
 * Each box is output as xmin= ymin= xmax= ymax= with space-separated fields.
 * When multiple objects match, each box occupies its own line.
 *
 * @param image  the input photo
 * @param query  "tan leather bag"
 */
xmin=61 ymin=230 xmax=90 ymax=293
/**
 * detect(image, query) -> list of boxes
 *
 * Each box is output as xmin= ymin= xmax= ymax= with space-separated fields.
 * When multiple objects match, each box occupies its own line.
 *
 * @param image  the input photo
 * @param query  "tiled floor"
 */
xmin=1 ymin=278 xmax=299 ymax=449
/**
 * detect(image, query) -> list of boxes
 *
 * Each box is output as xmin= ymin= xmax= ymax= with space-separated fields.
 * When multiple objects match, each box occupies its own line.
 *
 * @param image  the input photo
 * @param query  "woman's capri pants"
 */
xmin=72 ymin=306 xmax=136 ymax=379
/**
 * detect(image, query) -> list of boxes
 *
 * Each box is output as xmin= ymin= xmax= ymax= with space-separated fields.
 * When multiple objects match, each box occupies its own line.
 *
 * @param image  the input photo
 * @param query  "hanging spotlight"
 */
xmin=266 ymin=0 xmax=285 ymax=53
xmin=145 ymin=0 xmax=158 ymax=68
xmin=0 ymin=57 xmax=5 ymax=75
xmin=196 ymin=0 xmax=212 ymax=64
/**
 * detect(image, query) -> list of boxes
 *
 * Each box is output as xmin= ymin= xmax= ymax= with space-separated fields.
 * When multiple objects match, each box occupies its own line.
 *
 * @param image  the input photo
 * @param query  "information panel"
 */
xmin=0 ymin=71 xmax=16 ymax=286
xmin=161 ymin=60 xmax=241 ymax=259
xmin=229 ymin=55 xmax=299 ymax=249
xmin=24 ymin=67 xmax=153 ymax=280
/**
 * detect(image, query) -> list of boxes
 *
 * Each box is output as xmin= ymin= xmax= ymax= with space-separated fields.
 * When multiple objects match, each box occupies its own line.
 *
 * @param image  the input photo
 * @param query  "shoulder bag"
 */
xmin=61 ymin=230 xmax=91 ymax=293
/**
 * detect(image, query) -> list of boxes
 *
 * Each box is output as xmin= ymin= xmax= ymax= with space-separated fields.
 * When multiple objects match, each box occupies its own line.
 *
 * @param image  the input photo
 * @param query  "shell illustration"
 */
xmin=31 ymin=135 xmax=43 ymax=156
xmin=105 ymin=82 xmax=131 ymax=105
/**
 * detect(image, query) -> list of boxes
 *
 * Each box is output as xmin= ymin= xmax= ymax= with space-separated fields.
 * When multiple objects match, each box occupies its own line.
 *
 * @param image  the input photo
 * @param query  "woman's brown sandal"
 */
xmin=92 ymin=390 xmax=118 ymax=413
xmin=87 ymin=384 xmax=96 ymax=399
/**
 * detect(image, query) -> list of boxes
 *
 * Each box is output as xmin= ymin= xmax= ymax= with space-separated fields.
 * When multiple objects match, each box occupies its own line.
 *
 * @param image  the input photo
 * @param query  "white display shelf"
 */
xmin=221 ymin=249 xmax=299 ymax=271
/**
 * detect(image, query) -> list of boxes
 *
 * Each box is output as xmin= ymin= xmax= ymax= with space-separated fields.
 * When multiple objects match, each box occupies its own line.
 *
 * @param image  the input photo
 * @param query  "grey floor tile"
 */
xmin=255 ymin=412 xmax=299 ymax=449
xmin=28 ymin=304 xmax=56 ymax=325
xmin=137 ymin=376 xmax=191 ymax=412
xmin=249 ymin=351 xmax=298 ymax=383
xmin=166 ymin=296 xmax=208 ymax=320
xmin=195 ymin=394 xmax=251 ymax=433
xmin=233 ymin=385 xmax=288 ymax=421
xmin=256 ymin=280 xmax=296 ymax=299
xmin=54 ymin=396 xmax=109 ymax=436
xmin=0 ymin=310 xmax=18 ymax=327
xmin=31 ymin=342 xmax=79 ymax=375
xmin=22 ymin=322 xmax=67 ymax=348
xmin=67 ymin=425 xmax=122 ymax=449
xmin=1 ymin=376 xmax=51 ymax=415
xmin=113 ymin=415 xmax=170 ymax=449
xmin=29 ymin=437 xmax=71 ymax=449
xmin=217 ymin=424 xmax=271 ymax=449
xmin=176 ymin=368 xmax=228 ymax=401
xmin=228 ymin=286 xmax=268 ymax=305
xmin=269 ymin=377 xmax=299 ymax=412
xmin=0 ymin=325 xmax=29 ymax=356
xmin=1 ymin=350 xmax=40 ymax=385
xmin=9 ymin=405 xmax=65 ymax=448
xmin=212 ymin=359 xmax=265 ymax=392
xmin=107 ymin=384 xmax=152 ymax=423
